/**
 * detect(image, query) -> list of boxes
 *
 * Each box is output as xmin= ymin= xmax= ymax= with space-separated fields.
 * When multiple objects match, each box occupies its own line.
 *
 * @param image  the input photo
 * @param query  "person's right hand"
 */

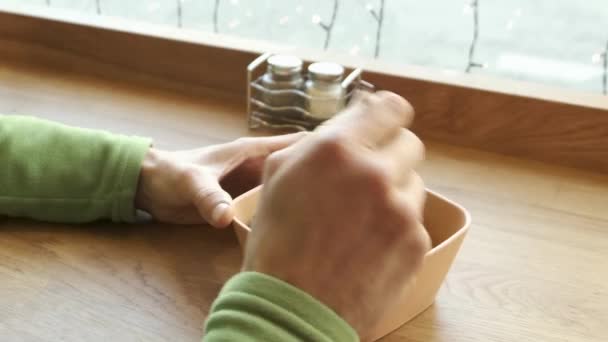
xmin=242 ymin=91 xmax=431 ymax=340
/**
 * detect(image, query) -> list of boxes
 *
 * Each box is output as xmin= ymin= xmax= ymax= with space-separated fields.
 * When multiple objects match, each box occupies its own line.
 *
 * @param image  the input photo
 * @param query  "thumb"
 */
xmin=189 ymin=173 xmax=235 ymax=228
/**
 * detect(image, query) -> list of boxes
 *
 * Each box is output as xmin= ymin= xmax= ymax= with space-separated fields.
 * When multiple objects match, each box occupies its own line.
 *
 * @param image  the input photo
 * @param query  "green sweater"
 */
xmin=0 ymin=115 xmax=358 ymax=342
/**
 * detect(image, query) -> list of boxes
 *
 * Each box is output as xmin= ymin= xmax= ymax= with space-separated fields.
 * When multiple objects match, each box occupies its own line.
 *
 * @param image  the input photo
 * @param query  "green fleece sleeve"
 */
xmin=204 ymin=272 xmax=359 ymax=342
xmin=0 ymin=115 xmax=151 ymax=223
xmin=1 ymin=115 xmax=357 ymax=341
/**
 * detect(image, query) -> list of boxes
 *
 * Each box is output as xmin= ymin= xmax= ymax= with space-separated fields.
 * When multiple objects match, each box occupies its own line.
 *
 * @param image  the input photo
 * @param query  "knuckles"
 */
xmin=178 ymin=165 xmax=200 ymax=184
xmin=263 ymin=151 xmax=286 ymax=177
xmin=356 ymin=161 xmax=392 ymax=196
xmin=307 ymin=133 xmax=395 ymax=200
xmin=376 ymin=91 xmax=414 ymax=118
xmin=357 ymin=91 xmax=415 ymax=127
xmin=311 ymin=132 xmax=351 ymax=162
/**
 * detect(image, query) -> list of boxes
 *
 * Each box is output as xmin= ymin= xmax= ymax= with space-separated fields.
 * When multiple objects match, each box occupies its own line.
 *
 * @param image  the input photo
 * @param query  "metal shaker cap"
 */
xmin=308 ymin=62 xmax=344 ymax=82
xmin=267 ymin=55 xmax=303 ymax=76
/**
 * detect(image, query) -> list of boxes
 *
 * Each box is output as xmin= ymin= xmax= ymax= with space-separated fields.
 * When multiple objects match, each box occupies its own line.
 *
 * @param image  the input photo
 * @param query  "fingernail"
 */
xmin=212 ymin=202 xmax=230 ymax=224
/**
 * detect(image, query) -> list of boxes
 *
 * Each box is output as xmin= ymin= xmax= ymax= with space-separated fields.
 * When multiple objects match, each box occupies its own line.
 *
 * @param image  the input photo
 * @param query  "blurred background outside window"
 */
xmin=4 ymin=0 xmax=607 ymax=95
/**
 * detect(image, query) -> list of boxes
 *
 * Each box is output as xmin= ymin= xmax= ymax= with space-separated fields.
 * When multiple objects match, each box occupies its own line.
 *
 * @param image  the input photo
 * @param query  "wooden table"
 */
xmin=1 ymin=60 xmax=607 ymax=342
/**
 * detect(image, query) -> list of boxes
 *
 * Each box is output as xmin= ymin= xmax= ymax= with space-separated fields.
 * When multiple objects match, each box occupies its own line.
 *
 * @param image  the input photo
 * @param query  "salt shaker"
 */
xmin=305 ymin=62 xmax=345 ymax=120
xmin=260 ymin=55 xmax=304 ymax=108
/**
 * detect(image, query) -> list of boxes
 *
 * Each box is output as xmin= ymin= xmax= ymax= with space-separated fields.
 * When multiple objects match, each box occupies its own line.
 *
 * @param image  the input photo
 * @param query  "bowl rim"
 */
xmin=423 ymin=189 xmax=471 ymax=257
xmin=232 ymin=185 xmax=472 ymax=257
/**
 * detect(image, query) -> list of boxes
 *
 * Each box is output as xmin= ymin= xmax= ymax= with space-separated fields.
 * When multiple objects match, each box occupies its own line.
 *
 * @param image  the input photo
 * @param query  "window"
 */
xmin=3 ymin=0 xmax=607 ymax=95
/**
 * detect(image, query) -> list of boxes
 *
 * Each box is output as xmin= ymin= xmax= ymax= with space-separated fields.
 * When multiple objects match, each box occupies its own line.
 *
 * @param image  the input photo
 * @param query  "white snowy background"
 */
xmin=3 ymin=0 xmax=607 ymax=95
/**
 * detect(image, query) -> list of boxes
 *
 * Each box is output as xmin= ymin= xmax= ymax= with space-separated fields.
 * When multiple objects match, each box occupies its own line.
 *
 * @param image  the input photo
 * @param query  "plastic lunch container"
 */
xmin=231 ymin=186 xmax=471 ymax=341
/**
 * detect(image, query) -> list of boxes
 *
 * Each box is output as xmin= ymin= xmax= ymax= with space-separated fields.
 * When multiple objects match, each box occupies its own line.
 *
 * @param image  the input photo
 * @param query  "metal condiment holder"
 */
xmin=246 ymin=52 xmax=375 ymax=131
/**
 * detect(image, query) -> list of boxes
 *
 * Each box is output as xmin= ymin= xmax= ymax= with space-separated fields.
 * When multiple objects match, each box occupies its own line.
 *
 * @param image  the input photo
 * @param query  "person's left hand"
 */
xmin=134 ymin=133 xmax=306 ymax=227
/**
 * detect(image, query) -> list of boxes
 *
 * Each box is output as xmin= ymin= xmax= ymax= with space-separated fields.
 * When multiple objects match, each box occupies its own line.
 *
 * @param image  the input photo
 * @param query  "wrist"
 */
xmin=135 ymin=147 xmax=161 ymax=212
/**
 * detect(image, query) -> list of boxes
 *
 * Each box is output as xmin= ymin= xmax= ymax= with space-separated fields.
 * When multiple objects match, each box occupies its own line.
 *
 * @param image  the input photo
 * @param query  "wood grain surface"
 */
xmin=1 ymin=5 xmax=608 ymax=174
xmin=1 ymin=56 xmax=607 ymax=341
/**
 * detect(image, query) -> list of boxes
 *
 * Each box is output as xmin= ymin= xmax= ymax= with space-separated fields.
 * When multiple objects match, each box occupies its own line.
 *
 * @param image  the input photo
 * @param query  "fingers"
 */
xmin=396 ymin=171 xmax=426 ymax=220
xmin=405 ymin=221 xmax=432 ymax=269
xmin=205 ymin=132 xmax=307 ymax=180
xmin=229 ymin=132 xmax=308 ymax=159
xmin=318 ymin=91 xmax=415 ymax=149
xmin=375 ymin=129 xmax=424 ymax=186
xmin=187 ymin=170 xmax=235 ymax=228
xmin=254 ymin=91 xmax=415 ymax=179
xmin=261 ymin=142 xmax=300 ymax=178
xmin=390 ymin=172 xmax=430 ymax=264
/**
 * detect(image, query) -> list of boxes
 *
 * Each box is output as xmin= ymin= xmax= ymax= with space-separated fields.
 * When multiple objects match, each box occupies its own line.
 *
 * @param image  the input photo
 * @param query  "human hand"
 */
xmin=135 ymin=133 xmax=306 ymax=227
xmin=242 ymin=91 xmax=431 ymax=339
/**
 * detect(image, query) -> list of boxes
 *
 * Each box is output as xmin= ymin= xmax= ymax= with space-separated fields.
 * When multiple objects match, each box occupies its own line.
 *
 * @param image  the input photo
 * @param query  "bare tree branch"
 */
xmin=465 ymin=0 xmax=481 ymax=73
xmin=370 ymin=9 xmax=379 ymax=21
xmin=46 ymin=0 xmax=51 ymax=5
xmin=318 ymin=0 xmax=339 ymax=50
xmin=177 ymin=0 xmax=183 ymax=28
xmin=213 ymin=0 xmax=220 ymax=33
xmin=368 ymin=0 xmax=385 ymax=58
xmin=95 ymin=0 xmax=101 ymax=15
xmin=603 ymin=40 xmax=607 ymax=95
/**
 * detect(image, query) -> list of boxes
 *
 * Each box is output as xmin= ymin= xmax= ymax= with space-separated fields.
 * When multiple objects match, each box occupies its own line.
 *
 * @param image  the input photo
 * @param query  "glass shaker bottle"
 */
xmin=305 ymin=62 xmax=346 ymax=120
xmin=260 ymin=55 xmax=304 ymax=110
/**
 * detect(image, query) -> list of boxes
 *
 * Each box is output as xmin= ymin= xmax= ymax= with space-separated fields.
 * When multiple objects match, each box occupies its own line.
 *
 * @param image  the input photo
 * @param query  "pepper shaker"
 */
xmin=260 ymin=55 xmax=304 ymax=108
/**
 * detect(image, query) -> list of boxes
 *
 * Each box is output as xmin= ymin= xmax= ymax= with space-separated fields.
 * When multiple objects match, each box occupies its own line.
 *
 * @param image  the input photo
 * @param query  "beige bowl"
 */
xmin=232 ymin=186 xmax=471 ymax=341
